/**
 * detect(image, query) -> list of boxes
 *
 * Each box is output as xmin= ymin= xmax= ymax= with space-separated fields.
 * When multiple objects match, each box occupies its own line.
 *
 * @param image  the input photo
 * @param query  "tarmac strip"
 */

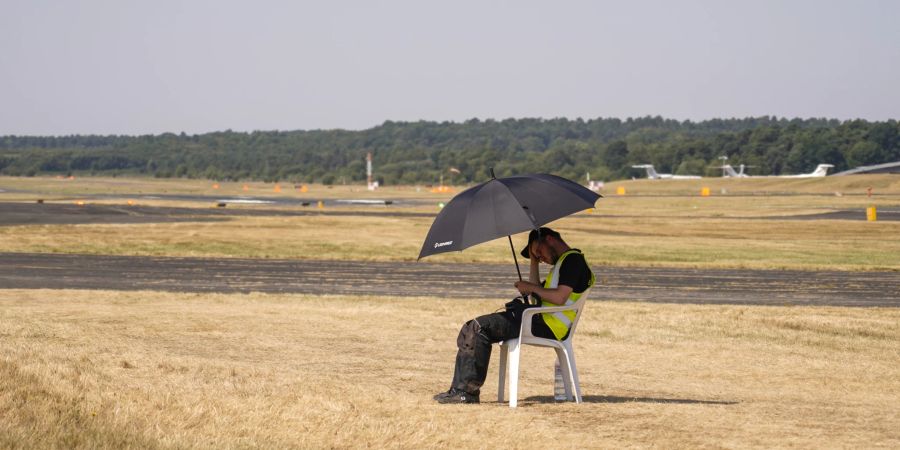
xmin=1 ymin=252 xmax=897 ymax=307
xmin=1 ymin=201 xmax=898 ymax=227
xmin=0 ymin=201 xmax=435 ymax=226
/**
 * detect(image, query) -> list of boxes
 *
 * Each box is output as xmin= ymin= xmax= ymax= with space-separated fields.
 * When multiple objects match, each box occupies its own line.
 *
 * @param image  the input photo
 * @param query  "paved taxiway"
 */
xmin=2 ymin=252 xmax=897 ymax=307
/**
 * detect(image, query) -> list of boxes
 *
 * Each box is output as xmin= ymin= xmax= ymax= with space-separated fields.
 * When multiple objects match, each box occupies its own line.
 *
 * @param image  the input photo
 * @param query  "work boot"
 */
xmin=433 ymin=388 xmax=479 ymax=404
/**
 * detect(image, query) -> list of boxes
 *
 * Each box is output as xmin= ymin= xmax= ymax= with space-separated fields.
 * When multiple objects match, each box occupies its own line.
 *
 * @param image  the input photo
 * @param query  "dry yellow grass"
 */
xmin=2 ymin=174 xmax=899 ymax=271
xmin=2 ymin=289 xmax=898 ymax=448
xmin=2 ymin=210 xmax=898 ymax=270
xmin=3 ymin=175 xmax=898 ymax=448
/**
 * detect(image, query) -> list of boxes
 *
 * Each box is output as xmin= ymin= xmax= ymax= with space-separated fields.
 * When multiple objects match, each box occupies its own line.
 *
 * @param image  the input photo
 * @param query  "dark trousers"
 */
xmin=451 ymin=310 xmax=557 ymax=395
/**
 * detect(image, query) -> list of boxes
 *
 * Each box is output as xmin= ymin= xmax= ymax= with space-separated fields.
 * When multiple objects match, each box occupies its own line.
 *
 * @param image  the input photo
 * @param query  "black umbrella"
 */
xmin=418 ymin=171 xmax=601 ymax=280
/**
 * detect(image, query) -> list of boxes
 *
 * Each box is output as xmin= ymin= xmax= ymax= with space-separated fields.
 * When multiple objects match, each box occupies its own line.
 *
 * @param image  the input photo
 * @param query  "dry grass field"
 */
xmin=2 ymin=175 xmax=899 ymax=448
xmin=2 ymin=174 xmax=900 ymax=270
xmin=2 ymin=212 xmax=899 ymax=270
xmin=2 ymin=290 xmax=898 ymax=449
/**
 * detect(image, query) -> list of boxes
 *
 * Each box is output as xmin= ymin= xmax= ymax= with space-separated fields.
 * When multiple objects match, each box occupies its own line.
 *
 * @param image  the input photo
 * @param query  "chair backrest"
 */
xmin=563 ymin=290 xmax=590 ymax=342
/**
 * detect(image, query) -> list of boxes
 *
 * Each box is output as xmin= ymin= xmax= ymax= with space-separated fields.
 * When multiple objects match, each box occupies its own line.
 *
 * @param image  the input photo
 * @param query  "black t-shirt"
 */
xmin=555 ymin=250 xmax=592 ymax=293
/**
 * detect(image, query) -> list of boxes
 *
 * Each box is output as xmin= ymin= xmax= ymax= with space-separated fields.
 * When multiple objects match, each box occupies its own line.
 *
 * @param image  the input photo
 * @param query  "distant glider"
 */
xmin=631 ymin=164 xmax=702 ymax=180
xmin=720 ymin=164 xmax=833 ymax=178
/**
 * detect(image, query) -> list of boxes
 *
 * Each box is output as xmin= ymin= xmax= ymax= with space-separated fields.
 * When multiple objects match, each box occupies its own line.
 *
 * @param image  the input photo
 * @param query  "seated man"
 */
xmin=434 ymin=227 xmax=595 ymax=404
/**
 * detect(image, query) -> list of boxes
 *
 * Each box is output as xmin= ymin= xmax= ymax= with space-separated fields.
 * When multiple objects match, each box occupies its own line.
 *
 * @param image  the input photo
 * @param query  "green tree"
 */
xmin=847 ymin=141 xmax=885 ymax=167
xmin=603 ymin=140 xmax=628 ymax=172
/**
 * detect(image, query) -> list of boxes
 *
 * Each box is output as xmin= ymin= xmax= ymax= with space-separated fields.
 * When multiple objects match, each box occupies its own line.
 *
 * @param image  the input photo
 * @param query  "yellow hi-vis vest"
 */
xmin=541 ymin=249 xmax=595 ymax=340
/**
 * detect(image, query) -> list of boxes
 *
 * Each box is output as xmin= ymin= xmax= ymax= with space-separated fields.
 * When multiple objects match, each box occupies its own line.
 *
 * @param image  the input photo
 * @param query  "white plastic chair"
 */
xmin=497 ymin=293 xmax=588 ymax=408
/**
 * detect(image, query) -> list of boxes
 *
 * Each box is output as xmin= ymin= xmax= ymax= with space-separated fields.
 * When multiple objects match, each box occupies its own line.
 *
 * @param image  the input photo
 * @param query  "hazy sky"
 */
xmin=1 ymin=0 xmax=898 ymax=135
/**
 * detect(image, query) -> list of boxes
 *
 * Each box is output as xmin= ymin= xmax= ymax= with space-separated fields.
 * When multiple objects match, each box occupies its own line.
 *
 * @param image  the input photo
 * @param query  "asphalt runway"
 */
xmin=2 ymin=252 xmax=897 ymax=307
xmin=1 ymin=201 xmax=897 ymax=226
xmin=0 ymin=201 xmax=434 ymax=226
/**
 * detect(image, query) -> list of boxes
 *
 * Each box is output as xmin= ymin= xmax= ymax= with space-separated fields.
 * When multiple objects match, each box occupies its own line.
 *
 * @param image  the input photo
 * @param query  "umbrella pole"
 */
xmin=507 ymin=235 xmax=522 ymax=281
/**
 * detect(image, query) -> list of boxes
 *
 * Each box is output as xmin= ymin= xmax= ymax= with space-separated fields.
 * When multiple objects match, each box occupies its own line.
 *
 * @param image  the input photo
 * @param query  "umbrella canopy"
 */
xmin=418 ymin=173 xmax=601 ymax=263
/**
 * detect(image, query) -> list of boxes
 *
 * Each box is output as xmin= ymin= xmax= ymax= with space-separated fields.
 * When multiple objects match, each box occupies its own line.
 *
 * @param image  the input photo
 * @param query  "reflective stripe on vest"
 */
xmin=541 ymin=249 xmax=595 ymax=340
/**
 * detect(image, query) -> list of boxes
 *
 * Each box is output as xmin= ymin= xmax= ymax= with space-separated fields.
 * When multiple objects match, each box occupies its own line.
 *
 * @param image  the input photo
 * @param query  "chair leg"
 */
xmin=498 ymin=342 xmax=507 ymax=403
xmin=563 ymin=342 xmax=582 ymax=403
xmin=553 ymin=349 xmax=571 ymax=401
xmin=508 ymin=339 xmax=521 ymax=408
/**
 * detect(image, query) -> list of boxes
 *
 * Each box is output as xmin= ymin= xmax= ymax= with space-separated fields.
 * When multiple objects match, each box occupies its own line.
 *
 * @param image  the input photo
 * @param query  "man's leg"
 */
xmin=449 ymin=311 xmax=521 ymax=397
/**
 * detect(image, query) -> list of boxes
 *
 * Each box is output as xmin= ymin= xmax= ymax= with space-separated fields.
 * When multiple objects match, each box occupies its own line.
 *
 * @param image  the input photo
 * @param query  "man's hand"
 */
xmin=515 ymin=281 xmax=574 ymax=306
xmin=515 ymin=280 xmax=539 ymax=296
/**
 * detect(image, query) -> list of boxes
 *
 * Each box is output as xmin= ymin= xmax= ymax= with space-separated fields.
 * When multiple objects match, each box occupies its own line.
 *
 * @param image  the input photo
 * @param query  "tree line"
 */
xmin=1 ymin=116 xmax=897 ymax=184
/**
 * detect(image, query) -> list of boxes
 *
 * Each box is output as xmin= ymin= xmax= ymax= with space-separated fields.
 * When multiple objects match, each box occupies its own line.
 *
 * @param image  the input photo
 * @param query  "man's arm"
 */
xmin=520 ymin=253 xmax=542 ymax=303
xmin=528 ymin=255 xmax=540 ymax=284
xmin=515 ymin=252 xmax=586 ymax=305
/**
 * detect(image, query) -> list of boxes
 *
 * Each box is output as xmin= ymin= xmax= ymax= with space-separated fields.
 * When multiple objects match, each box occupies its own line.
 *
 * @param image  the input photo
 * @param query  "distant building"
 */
xmin=832 ymin=161 xmax=900 ymax=176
